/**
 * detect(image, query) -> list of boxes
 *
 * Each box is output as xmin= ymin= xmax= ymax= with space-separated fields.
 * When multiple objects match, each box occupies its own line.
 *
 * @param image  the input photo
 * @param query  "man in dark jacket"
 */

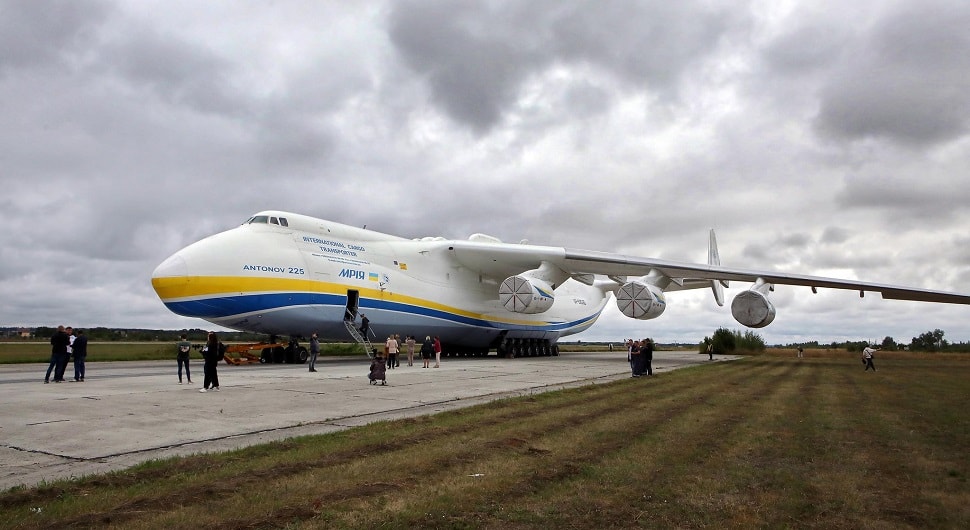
xmin=641 ymin=338 xmax=654 ymax=376
xmin=45 ymin=326 xmax=70 ymax=383
xmin=72 ymin=330 xmax=88 ymax=382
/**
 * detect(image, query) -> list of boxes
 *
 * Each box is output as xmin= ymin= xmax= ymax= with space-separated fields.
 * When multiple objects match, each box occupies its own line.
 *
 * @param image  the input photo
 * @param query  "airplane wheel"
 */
xmin=552 ymin=344 xmax=559 ymax=356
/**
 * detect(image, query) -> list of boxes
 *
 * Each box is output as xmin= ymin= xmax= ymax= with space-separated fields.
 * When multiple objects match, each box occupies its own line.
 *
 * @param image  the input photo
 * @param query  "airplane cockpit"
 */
xmin=245 ymin=215 xmax=289 ymax=227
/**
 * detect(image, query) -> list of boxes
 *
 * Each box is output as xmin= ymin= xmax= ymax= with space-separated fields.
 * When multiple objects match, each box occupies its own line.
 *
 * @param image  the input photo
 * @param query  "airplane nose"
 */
xmin=151 ymin=253 xmax=189 ymax=301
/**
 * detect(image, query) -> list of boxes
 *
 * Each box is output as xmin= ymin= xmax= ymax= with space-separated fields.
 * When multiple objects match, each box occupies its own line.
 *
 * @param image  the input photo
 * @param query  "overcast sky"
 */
xmin=2 ymin=0 xmax=969 ymax=345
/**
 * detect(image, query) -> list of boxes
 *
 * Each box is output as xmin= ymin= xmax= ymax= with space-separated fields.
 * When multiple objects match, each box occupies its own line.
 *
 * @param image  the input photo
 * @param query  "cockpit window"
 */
xmin=270 ymin=217 xmax=279 ymax=225
xmin=279 ymin=217 xmax=288 ymax=227
xmin=249 ymin=215 xmax=269 ymax=224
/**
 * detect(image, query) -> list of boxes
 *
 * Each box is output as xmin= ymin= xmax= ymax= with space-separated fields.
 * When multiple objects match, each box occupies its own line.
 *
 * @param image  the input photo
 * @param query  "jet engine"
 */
xmin=731 ymin=279 xmax=776 ymax=328
xmin=500 ymin=275 xmax=555 ymax=314
xmin=616 ymin=280 xmax=667 ymax=320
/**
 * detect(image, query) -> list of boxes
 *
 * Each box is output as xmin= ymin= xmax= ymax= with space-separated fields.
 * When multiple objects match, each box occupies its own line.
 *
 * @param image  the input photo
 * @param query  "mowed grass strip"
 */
xmin=2 ymin=356 xmax=968 ymax=529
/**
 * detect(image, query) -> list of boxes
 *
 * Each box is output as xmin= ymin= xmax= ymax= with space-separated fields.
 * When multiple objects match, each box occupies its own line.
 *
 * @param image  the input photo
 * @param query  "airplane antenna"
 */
xmin=363 ymin=224 xmax=367 ymax=229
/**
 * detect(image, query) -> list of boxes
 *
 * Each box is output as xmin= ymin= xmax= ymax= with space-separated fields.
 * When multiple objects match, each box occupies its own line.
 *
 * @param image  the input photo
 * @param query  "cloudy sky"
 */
xmin=2 ymin=0 xmax=969 ymax=346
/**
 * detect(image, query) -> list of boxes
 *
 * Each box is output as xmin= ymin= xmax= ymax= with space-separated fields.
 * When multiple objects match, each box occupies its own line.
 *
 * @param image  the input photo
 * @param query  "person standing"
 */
xmin=308 ymin=333 xmax=320 ymax=372
xmin=797 ymin=346 xmax=804 ymax=358
xmin=72 ymin=330 xmax=88 ymax=382
xmin=393 ymin=334 xmax=402 ymax=367
xmin=630 ymin=340 xmax=641 ymax=377
xmin=177 ymin=334 xmax=192 ymax=384
xmin=200 ymin=332 xmax=221 ymax=392
xmin=433 ymin=336 xmax=442 ymax=368
xmin=642 ymin=338 xmax=654 ymax=376
xmin=45 ymin=326 xmax=69 ymax=383
xmin=56 ymin=326 xmax=75 ymax=383
xmin=386 ymin=334 xmax=399 ymax=369
xmin=421 ymin=336 xmax=433 ymax=368
xmin=707 ymin=342 xmax=714 ymax=361
xmin=863 ymin=345 xmax=879 ymax=372
xmin=405 ymin=335 xmax=416 ymax=366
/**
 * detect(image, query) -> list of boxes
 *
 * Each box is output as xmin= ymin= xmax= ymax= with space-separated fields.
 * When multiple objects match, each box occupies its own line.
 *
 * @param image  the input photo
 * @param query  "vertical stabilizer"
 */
xmin=709 ymin=229 xmax=726 ymax=306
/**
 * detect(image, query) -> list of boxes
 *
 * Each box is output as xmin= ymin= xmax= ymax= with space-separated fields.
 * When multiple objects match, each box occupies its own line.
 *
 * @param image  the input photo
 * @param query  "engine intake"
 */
xmin=500 ymin=275 xmax=555 ymax=314
xmin=731 ymin=288 xmax=776 ymax=328
xmin=616 ymin=281 xmax=667 ymax=320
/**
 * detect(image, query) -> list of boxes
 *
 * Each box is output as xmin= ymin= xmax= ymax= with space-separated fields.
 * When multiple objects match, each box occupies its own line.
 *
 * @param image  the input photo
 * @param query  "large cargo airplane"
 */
xmin=151 ymin=210 xmax=970 ymax=358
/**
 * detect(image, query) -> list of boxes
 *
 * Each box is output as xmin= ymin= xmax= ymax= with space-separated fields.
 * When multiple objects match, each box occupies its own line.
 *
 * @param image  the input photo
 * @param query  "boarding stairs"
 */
xmin=344 ymin=320 xmax=376 ymax=358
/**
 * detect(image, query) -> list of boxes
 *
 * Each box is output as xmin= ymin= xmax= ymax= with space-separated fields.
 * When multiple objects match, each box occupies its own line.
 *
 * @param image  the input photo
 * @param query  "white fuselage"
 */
xmin=152 ymin=211 xmax=611 ymax=349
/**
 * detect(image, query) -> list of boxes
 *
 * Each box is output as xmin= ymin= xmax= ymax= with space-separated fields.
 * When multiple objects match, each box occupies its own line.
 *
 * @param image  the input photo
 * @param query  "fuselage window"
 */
xmin=279 ymin=217 xmax=288 ymax=227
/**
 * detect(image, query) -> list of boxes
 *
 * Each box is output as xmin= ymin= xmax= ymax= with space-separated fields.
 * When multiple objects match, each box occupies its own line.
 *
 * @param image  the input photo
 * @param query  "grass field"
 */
xmin=1 ymin=352 xmax=967 ymax=528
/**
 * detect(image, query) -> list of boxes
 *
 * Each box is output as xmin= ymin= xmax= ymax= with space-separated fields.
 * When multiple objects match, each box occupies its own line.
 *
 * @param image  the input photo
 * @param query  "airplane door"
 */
xmin=344 ymin=290 xmax=360 ymax=322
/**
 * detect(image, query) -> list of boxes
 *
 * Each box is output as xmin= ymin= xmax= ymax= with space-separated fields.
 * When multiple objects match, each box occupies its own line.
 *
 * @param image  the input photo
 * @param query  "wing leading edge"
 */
xmin=562 ymin=248 xmax=970 ymax=305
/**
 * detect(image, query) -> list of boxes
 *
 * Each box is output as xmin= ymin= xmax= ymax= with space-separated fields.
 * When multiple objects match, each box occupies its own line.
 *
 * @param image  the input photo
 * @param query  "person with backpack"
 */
xmin=177 ymin=334 xmax=193 ymax=384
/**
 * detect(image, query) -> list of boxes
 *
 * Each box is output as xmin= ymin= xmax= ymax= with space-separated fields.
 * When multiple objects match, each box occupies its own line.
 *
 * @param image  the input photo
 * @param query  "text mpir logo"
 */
xmin=338 ymin=268 xmax=366 ymax=280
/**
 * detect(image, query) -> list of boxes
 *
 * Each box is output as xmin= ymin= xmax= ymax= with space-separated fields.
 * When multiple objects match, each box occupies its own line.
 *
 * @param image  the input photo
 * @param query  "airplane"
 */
xmin=151 ymin=210 xmax=970 ymax=360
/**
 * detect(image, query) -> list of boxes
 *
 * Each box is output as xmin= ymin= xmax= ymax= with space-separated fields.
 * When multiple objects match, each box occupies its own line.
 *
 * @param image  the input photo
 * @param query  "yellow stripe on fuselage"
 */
xmin=151 ymin=275 xmax=549 ymax=327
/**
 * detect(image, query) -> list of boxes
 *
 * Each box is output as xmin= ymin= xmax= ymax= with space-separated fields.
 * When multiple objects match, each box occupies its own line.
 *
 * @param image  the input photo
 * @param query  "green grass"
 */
xmin=1 ymin=354 xmax=967 ymax=528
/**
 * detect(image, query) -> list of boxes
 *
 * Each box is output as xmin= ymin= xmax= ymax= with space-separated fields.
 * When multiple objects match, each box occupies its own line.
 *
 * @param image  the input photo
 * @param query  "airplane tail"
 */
xmin=709 ymin=229 xmax=726 ymax=306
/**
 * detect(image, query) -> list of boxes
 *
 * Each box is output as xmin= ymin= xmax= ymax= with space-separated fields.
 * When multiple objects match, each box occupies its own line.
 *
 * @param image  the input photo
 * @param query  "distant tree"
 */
xmin=911 ymin=329 xmax=948 ymax=352
xmin=699 ymin=327 xmax=764 ymax=355
xmin=881 ymin=336 xmax=897 ymax=351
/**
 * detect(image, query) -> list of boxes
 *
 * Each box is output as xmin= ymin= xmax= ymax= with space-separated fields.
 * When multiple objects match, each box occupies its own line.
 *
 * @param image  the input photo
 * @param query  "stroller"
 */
xmin=369 ymin=351 xmax=387 ymax=385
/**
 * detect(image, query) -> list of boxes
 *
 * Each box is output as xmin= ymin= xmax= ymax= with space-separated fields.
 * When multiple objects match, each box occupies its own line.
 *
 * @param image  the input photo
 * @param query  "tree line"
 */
xmin=700 ymin=328 xmax=970 ymax=355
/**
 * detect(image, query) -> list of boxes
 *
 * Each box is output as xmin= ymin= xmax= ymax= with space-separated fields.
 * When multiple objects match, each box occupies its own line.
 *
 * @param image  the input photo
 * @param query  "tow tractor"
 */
xmin=219 ymin=339 xmax=309 ymax=365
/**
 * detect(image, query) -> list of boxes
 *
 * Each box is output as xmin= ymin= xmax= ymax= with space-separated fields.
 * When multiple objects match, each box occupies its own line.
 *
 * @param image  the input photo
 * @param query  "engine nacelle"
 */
xmin=500 ymin=275 xmax=555 ymax=314
xmin=616 ymin=281 xmax=667 ymax=320
xmin=731 ymin=289 xmax=776 ymax=328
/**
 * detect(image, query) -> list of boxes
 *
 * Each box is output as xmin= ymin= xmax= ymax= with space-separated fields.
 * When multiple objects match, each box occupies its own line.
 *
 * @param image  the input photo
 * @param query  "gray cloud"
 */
xmin=0 ymin=0 xmax=968 ymax=346
xmin=388 ymin=0 xmax=740 ymax=132
xmin=814 ymin=1 xmax=970 ymax=146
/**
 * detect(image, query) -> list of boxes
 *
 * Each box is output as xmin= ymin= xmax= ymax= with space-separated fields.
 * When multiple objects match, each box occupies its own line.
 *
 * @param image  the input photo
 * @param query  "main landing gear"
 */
xmin=259 ymin=336 xmax=309 ymax=364
xmin=496 ymin=338 xmax=558 ymax=359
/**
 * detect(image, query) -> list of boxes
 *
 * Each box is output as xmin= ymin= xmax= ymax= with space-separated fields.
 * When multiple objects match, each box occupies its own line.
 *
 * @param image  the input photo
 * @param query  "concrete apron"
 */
xmin=0 ymin=351 xmax=733 ymax=490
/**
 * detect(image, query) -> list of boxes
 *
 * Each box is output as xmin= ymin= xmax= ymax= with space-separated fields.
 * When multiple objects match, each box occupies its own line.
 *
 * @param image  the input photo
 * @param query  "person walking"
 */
xmin=863 ymin=345 xmax=879 ymax=372
xmin=433 ymin=336 xmax=442 ymax=368
xmin=45 ymin=326 xmax=69 ymax=383
xmin=308 ymin=333 xmax=320 ymax=372
xmin=200 ymin=332 xmax=222 ymax=392
xmin=797 ymin=346 xmax=804 ymax=358
xmin=72 ymin=330 xmax=88 ymax=382
xmin=358 ymin=313 xmax=370 ymax=338
xmin=176 ymin=334 xmax=192 ymax=384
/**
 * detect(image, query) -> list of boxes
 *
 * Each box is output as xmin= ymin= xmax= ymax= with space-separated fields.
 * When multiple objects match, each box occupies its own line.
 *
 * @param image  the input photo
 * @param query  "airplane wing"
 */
xmin=445 ymin=239 xmax=970 ymax=305
xmin=561 ymin=248 xmax=970 ymax=305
